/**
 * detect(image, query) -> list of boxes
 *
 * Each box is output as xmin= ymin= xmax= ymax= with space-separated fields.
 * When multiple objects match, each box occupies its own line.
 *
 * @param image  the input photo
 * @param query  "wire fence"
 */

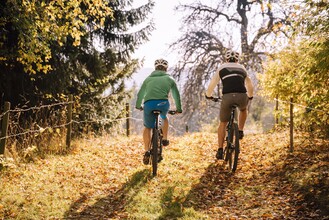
xmin=0 ymin=96 xmax=188 ymax=159
xmin=274 ymin=98 xmax=328 ymax=114
xmin=0 ymin=96 xmax=327 ymax=158
xmin=0 ymin=102 xmax=72 ymax=141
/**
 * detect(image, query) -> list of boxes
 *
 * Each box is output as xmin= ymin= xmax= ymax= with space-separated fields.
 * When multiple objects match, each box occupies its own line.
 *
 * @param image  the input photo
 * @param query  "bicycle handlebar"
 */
xmin=206 ymin=95 xmax=221 ymax=102
xmin=168 ymin=110 xmax=178 ymax=115
xmin=135 ymin=107 xmax=181 ymax=115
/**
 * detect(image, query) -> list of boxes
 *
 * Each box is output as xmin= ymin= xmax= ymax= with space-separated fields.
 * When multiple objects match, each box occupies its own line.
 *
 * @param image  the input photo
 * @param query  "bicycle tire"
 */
xmin=228 ymin=123 xmax=240 ymax=172
xmin=151 ymin=128 xmax=159 ymax=176
xmin=158 ymin=128 xmax=163 ymax=162
xmin=224 ymin=122 xmax=233 ymax=163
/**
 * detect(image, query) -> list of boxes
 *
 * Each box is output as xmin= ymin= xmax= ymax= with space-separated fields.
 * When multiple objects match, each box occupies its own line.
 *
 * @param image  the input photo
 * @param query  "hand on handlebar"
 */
xmin=168 ymin=110 xmax=182 ymax=115
xmin=205 ymin=95 xmax=220 ymax=102
xmin=136 ymin=106 xmax=143 ymax=111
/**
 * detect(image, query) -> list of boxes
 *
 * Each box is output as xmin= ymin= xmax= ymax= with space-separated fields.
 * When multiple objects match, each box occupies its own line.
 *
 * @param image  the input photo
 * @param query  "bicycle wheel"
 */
xmin=228 ymin=123 xmax=240 ymax=172
xmin=151 ymin=128 xmax=159 ymax=176
xmin=158 ymin=129 xmax=163 ymax=163
xmin=224 ymin=122 xmax=233 ymax=163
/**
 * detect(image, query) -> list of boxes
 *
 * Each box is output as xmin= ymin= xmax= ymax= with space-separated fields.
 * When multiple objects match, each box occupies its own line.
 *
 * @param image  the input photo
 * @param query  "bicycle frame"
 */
xmin=224 ymin=105 xmax=240 ymax=172
xmin=208 ymin=96 xmax=241 ymax=172
xmin=225 ymin=105 xmax=237 ymax=148
xmin=148 ymin=110 xmax=177 ymax=176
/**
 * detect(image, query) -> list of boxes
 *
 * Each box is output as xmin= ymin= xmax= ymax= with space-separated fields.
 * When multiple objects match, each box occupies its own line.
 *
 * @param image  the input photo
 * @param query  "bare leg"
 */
xmin=238 ymin=109 xmax=247 ymax=131
xmin=218 ymin=121 xmax=228 ymax=149
xmin=143 ymin=127 xmax=152 ymax=152
xmin=162 ymin=118 xmax=169 ymax=140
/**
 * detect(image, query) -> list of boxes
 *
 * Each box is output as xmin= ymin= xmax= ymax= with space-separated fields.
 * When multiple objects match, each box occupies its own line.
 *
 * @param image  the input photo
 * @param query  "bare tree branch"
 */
xmin=169 ymin=0 xmax=297 ymax=120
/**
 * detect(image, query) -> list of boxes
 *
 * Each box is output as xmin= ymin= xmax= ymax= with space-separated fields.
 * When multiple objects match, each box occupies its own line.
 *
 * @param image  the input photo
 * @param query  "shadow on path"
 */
xmin=63 ymin=169 xmax=150 ymax=219
xmin=268 ymin=142 xmax=329 ymax=218
xmin=183 ymin=161 xmax=234 ymax=211
xmin=156 ymin=161 xmax=234 ymax=220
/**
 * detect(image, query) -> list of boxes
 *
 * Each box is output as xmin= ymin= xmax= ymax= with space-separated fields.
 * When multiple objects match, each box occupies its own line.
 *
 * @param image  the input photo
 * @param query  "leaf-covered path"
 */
xmin=0 ymin=131 xmax=328 ymax=219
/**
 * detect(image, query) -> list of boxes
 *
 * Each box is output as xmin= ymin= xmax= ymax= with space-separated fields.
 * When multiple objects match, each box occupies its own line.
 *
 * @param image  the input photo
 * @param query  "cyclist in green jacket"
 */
xmin=136 ymin=58 xmax=182 ymax=164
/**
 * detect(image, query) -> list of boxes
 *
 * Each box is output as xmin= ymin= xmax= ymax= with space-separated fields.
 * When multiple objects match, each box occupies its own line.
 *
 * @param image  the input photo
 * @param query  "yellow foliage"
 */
xmin=15 ymin=0 xmax=113 ymax=74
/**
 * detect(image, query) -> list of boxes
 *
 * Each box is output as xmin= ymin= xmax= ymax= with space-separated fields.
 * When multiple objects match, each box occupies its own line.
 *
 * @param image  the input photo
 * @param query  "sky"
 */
xmin=129 ymin=0 xmax=219 ymax=87
xmin=132 ymin=0 xmax=190 ymax=69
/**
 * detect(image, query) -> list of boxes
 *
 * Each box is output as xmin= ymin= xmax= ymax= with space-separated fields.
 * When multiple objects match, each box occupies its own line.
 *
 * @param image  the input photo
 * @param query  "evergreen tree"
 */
xmin=0 ymin=0 xmax=154 ymax=134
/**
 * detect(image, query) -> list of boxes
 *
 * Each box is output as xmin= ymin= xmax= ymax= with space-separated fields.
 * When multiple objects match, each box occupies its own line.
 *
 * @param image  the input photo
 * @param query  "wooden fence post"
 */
xmin=289 ymin=97 xmax=294 ymax=152
xmin=126 ymin=103 xmax=130 ymax=136
xmin=275 ymin=95 xmax=279 ymax=125
xmin=66 ymin=95 xmax=73 ymax=149
xmin=0 ymin=102 xmax=10 ymax=155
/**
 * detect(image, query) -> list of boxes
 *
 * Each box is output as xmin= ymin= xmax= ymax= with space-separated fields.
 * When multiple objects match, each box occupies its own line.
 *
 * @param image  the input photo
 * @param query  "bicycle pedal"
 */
xmin=158 ymin=155 xmax=163 ymax=163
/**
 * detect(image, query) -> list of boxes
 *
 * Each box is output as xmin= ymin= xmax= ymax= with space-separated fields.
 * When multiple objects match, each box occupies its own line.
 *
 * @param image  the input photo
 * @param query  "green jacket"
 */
xmin=136 ymin=70 xmax=182 ymax=112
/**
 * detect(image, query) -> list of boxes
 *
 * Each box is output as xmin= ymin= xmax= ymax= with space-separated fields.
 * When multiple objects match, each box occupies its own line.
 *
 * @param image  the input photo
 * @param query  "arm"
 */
xmin=171 ymin=82 xmax=182 ymax=112
xmin=245 ymin=76 xmax=254 ymax=98
xmin=135 ymin=81 xmax=147 ymax=108
xmin=206 ymin=71 xmax=220 ymax=97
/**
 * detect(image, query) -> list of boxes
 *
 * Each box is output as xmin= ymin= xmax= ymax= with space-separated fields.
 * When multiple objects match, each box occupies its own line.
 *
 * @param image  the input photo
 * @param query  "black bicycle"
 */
xmin=149 ymin=110 xmax=177 ymax=176
xmin=210 ymin=97 xmax=240 ymax=172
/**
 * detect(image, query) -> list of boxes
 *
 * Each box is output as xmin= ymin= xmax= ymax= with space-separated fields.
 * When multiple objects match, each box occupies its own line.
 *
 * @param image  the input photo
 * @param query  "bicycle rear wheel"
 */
xmin=151 ymin=128 xmax=159 ymax=176
xmin=158 ymin=129 xmax=163 ymax=162
xmin=227 ymin=123 xmax=240 ymax=172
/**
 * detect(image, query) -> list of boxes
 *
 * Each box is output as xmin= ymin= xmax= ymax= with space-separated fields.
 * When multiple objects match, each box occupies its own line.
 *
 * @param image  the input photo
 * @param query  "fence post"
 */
xmin=66 ymin=95 xmax=73 ymax=149
xmin=275 ymin=95 xmax=279 ymax=125
xmin=186 ymin=125 xmax=189 ymax=133
xmin=289 ymin=97 xmax=294 ymax=152
xmin=126 ymin=103 xmax=130 ymax=136
xmin=0 ymin=102 xmax=10 ymax=155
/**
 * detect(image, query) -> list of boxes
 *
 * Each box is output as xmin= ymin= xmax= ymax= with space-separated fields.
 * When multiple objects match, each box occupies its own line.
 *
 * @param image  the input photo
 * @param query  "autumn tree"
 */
xmin=260 ymin=0 xmax=329 ymax=137
xmin=0 ymin=0 xmax=154 ymax=133
xmin=170 ymin=0 xmax=297 ymax=122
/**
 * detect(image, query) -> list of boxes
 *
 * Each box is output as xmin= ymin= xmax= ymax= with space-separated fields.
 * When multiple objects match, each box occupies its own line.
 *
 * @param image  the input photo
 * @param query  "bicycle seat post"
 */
xmin=152 ymin=110 xmax=161 ymax=129
xmin=231 ymin=105 xmax=238 ymax=122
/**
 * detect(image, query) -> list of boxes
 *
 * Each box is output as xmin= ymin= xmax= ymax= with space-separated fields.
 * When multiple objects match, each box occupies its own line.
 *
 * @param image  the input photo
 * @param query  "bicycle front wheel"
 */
xmin=151 ymin=128 xmax=159 ymax=176
xmin=228 ymin=123 xmax=240 ymax=172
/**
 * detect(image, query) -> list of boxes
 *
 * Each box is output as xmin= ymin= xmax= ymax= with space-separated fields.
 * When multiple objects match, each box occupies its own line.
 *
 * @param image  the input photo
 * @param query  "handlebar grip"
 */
xmin=209 ymin=97 xmax=220 ymax=102
xmin=213 ymin=97 xmax=220 ymax=102
xmin=205 ymin=95 xmax=220 ymax=102
xmin=168 ymin=110 xmax=177 ymax=115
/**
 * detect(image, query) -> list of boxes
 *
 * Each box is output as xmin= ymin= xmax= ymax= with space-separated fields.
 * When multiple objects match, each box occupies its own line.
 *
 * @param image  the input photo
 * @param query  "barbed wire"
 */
xmin=71 ymin=116 xmax=138 ymax=125
xmin=10 ymin=101 xmax=72 ymax=113
xmin=0 ymin=110 xmax=9 ymax=119
xmin=0 ymin=101 xmax=72 ymax=119
xmin=1 ymin=98 xmax=327 ymax=142
xmin=0 ymin=122 xmax=70 ymax=141
xmin=274 ymin=98 xmax=328 ymax=114
xmin=0 ymin=115 xmax=186 ymax=141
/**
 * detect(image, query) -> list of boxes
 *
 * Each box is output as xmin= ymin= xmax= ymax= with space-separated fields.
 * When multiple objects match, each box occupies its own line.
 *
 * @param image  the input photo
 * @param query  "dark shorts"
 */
xmin=220 ymin=93 xmax=248 ymax=122
xmin=143 ymin=99 xmax=169 ymax=128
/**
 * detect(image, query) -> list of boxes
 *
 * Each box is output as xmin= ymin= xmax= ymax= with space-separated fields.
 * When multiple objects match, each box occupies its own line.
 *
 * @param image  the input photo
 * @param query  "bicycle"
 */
xmin=210 ymin=97 xmax=240 ymax=172
xmin=147 ymin=109 xmax=177 ymax=176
